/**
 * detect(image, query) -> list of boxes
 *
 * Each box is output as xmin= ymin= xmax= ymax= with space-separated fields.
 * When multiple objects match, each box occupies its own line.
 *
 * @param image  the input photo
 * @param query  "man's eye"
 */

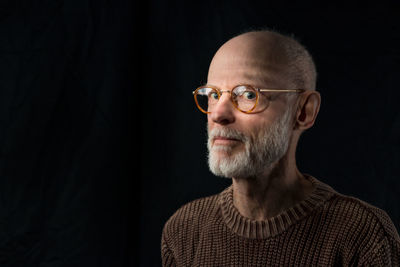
xmin=243 ymin=91 xmax=256 ymax=100
xmin=209 ymin=92 xmax=219 ymax=100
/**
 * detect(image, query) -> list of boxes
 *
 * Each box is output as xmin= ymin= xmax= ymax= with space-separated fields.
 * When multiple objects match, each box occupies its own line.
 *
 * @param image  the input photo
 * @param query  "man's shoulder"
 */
xmin=327 ymin=191 xmax=399 ymax=240
xmin=162 ymin=191 xmax=221 ymax=236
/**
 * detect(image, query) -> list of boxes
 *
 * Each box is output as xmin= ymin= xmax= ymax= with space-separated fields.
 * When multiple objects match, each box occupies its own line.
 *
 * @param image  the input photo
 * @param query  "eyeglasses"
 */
xmin=193 ymin=84 xmax=305 ymax=114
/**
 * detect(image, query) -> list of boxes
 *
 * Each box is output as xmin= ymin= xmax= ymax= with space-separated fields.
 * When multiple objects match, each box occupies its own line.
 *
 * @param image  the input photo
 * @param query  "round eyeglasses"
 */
xmin=193 ymin=85 xmax=305 ymax=114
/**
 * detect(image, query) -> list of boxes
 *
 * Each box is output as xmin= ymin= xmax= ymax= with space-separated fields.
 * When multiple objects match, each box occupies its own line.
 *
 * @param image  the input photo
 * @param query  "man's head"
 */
xmin=205 ymin=30 xmax=321 ymax=179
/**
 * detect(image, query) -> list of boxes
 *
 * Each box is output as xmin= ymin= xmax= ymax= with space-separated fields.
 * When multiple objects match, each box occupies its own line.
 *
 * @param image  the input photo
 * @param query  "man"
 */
xmin=161 ymin=30 xmax=400 ymax=266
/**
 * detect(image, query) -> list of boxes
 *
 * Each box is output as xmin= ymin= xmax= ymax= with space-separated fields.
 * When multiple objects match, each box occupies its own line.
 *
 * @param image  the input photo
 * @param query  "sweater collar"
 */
xmin=218 ymin=175 xmax=335 ymax=239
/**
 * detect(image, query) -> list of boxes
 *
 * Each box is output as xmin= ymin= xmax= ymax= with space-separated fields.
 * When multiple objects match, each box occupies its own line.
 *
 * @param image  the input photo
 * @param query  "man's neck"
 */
xmin=231 ymin=159 xmax=314 ymax=221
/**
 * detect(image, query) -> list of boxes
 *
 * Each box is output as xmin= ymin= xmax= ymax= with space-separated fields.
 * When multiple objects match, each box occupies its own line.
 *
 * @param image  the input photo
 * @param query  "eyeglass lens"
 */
xmin=195 ymin=85 xmax=261 ymax=113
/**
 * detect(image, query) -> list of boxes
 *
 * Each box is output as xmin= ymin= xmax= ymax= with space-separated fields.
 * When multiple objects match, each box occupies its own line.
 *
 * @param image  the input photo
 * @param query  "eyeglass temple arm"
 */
xmin=258 ymin=89 xmax=306 ymax=93
xmin=193 ymin=89 xmax=305 ymax=93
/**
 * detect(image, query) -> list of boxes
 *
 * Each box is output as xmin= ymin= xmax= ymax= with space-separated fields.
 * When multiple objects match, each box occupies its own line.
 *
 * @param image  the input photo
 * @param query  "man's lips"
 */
xmin=213 ymin=136 xmax=241 ymax=145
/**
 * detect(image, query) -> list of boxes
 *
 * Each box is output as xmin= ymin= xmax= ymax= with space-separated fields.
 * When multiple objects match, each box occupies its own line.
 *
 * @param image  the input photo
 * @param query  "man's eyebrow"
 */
xmin=200 ymin=83 xmax=272 ymax=89
xmin=201 ymin=84 xmax=217 ymax=88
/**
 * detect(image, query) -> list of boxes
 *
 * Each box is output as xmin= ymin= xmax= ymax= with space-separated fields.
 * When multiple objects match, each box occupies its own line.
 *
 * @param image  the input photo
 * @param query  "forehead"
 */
xmin=207 ymin=39 xmax=290 ymax=88
xmin=208 ymin=58 xmax=282 ymax=86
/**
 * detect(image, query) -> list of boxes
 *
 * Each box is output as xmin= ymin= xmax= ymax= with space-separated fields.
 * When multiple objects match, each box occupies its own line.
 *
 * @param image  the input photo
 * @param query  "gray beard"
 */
xmin=207 ymin=109 xmax=293 ymax=179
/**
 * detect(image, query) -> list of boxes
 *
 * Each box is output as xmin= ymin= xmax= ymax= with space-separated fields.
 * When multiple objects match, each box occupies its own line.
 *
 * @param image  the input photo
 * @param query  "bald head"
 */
xmin=208 ymin=30 xmax=317 ymax=91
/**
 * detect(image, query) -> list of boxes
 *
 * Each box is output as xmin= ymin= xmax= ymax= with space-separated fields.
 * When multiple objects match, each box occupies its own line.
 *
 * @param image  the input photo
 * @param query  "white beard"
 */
xmin=207 ymin=108 xmax=293 ymax=179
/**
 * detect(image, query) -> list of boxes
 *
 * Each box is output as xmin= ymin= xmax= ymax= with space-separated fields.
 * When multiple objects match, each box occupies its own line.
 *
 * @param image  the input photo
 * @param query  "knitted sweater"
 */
xmin=161 ymin=176 xmax=400 ymax=266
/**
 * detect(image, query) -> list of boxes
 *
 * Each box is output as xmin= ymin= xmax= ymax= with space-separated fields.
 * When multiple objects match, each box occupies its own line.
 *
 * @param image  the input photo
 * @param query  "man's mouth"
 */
xmin=213 ymin=136 xmax=241 ymax=146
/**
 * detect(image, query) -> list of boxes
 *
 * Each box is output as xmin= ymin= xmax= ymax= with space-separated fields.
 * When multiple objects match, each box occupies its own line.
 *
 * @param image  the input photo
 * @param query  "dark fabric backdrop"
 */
xmin=141 ymin=1 xmax=400 ymax=267
xmin=1 ymin=1 xmax=400 ymax=267
xmin=0 ymin=0 xmax=137 ymax=266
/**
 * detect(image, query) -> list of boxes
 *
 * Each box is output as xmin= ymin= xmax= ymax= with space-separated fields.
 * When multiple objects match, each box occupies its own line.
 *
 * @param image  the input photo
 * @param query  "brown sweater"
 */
xmin=161 ymin=176 xmax=400 ymax=266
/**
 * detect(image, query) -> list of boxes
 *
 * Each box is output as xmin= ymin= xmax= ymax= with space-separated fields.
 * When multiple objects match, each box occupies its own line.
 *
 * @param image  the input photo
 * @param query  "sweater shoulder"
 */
xmin=329 ymin=192 xmax=400 ymax=241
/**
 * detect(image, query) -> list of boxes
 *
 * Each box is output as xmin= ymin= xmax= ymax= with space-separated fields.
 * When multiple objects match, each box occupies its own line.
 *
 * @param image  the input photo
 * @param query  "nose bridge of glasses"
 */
xmin=217 ymin=89 xmax=233 ymax=97
xmin=216 ymin=89 xmax=233 ymax=104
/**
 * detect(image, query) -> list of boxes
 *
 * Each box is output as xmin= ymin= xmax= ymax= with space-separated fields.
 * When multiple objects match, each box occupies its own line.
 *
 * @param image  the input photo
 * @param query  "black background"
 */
xmin=1 ymin=0 xmax=136 ymax=266
xmin=1 ymin=1 xmax=400 ymax=267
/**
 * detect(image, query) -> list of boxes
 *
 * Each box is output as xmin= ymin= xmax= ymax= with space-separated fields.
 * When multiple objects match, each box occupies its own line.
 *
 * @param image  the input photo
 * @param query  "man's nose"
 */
xmin=209 ymin=92 xmax=235 ymax=125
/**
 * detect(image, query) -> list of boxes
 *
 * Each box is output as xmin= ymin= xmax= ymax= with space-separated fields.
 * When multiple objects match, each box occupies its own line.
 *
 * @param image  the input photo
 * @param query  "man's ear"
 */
xmin=295 ymin=91 xmax=321 ymax=130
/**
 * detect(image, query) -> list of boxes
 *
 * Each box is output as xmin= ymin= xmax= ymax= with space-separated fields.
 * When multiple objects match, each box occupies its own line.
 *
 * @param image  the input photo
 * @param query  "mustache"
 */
xmin=207 ymin=127 xmax=248 ymax=142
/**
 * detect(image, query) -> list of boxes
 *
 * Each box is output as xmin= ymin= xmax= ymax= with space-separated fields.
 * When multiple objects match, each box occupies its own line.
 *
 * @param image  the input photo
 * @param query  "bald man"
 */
xmin=161 ymin=30 xmax=400 ymax=266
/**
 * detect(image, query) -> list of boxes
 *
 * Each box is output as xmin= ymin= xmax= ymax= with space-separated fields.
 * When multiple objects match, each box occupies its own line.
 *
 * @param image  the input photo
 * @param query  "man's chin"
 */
xmin=208 ymin=152 xmax=229 ymax=167
xmin=208 ymin=150 xmax=249 ymax=178
xmin=210 ymin=147 xmax=232 ymax=157
xmin=209 ymin=148 xmax=240 ymax=163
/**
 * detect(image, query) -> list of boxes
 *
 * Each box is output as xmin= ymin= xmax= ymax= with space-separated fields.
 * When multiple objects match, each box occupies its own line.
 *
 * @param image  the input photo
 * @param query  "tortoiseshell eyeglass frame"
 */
xmin=193 ymin=84 xmax=306 ymax=114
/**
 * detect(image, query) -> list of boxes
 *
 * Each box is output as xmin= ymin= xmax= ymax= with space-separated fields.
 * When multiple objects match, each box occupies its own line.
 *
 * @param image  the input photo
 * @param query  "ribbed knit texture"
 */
xmin=162 ymin=176 xmax=400 ymax=266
